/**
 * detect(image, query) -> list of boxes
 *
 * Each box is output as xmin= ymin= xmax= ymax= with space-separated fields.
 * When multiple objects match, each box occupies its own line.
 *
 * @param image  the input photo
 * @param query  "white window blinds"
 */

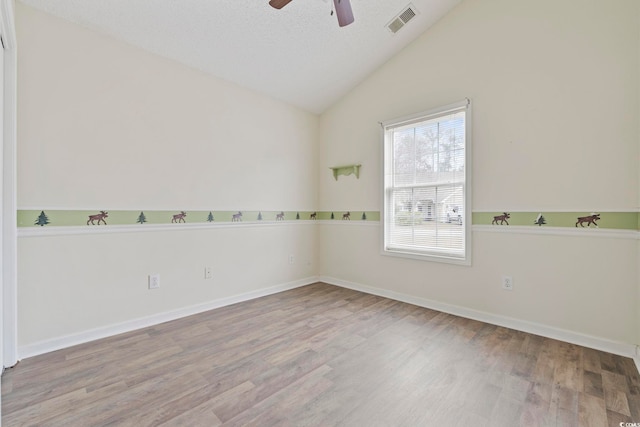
xmin=382 ymin=100 xmax=471 ymax=264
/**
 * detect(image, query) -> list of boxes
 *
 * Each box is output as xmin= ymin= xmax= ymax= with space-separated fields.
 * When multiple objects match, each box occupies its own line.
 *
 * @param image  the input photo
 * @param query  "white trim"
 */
xmin=19 ymin=221 xmax=636 ymax=239
xmin=380 ymin=98 xmax=470 ymax=128
xmin=473 ymin=224 xmax=639 ymax=240
xmin=14 ymin=273 xmax=640 ymax=369
xmin=381 ymin=99 xmax=472 ymax=266
xmin=380 ymin=248 xmax=471 ymax=266
xmin=18 ymin=220 xmax=318 ymax=237
xmin=317 ymin=220 xmax=379 ymax=227
xmin=465 ymin=102 xmax=473 ymax=265
xmin=0 ymin=0 xmax=14 ymax=49
xmin=19 ymin=276 xmax=319 ymax=359
xmin=1 ymin=0 xmax=17 ymax=370
xmin=320 ymin=276 xmax=637 ymax=359
xmin=19 ymin=220 xmax=380 ymax=237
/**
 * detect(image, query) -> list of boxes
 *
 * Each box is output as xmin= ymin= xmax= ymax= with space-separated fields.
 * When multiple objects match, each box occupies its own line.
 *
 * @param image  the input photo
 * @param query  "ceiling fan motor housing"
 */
xmin=269 ymin=0 xmax=354 ymax=27
xmin=333 ymin=0 xmax=355 ymax=27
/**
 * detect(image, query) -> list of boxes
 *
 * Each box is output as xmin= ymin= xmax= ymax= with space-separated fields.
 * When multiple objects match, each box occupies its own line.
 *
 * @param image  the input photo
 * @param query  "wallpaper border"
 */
xmin=19 ymin=210 xmax=380 ymax=228
xmin=17 ymin=209 xmax=640 ymax=239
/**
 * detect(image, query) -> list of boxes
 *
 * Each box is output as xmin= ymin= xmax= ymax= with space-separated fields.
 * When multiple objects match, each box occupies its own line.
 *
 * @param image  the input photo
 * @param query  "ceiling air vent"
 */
xmin=386 ymin=4 xmax=418 ymax=34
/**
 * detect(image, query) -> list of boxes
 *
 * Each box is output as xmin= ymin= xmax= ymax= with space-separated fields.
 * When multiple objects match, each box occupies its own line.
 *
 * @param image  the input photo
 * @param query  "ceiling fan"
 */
xmin=269 ymin=0 xmax=355 ymax=27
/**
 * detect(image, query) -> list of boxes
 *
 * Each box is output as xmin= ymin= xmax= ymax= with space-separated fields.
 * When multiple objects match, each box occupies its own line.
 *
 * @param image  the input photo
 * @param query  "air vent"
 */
xmin=399 ymin=7 xmax=416 ymax=23
xmin=386 ymin=4 xmax=418 ymax=34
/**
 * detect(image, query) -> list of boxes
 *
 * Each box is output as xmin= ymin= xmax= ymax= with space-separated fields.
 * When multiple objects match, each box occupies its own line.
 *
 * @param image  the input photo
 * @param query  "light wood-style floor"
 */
xmin=2 ymin=282 xmax=639 ymax=426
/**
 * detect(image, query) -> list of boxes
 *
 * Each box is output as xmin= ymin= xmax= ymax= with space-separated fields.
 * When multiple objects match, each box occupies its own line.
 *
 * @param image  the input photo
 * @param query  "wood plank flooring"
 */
xmin=2 ymin=282 xmax=639 ymax=426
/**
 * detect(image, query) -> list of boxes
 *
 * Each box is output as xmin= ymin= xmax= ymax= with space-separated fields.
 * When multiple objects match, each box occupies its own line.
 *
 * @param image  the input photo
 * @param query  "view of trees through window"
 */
xmin=383 ymin=103 xmax=469 ymax=262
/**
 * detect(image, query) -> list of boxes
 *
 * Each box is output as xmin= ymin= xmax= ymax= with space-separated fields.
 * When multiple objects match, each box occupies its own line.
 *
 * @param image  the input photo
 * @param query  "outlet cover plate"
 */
xmin=149 ymin=274 xmax=160 ymax=289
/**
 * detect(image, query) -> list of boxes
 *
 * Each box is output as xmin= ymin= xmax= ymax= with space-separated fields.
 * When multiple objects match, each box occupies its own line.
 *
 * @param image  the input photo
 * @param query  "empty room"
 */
xmin=1 ymin=0 xmax=639 ymax=425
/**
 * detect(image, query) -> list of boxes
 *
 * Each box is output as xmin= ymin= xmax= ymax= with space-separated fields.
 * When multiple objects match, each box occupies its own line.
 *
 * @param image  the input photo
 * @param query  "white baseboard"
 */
xmin=18 ymin=275 xmax=640 ymax=371
xmin=19 ymin=276 xmax=319 ymax=359
xmin=320 ymin=276 xmax=638 ymax=360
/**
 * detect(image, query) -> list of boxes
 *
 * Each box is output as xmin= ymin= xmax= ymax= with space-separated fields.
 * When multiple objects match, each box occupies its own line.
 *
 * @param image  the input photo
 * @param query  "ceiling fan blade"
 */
xmin=269 ymin=0 xmax=294 ymax=9
xmin=333 ymin=0 xmax=354 ymax=27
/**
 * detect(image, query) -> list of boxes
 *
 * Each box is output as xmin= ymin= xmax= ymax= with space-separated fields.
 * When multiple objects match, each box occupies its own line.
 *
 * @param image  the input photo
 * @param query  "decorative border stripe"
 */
xmin=20 ymin=210 xmax=381 ymax=228
xmin=17 ymin=209 xmax=640 ymax=234
xmin=472 ymin=211 xmax=638 ymax=230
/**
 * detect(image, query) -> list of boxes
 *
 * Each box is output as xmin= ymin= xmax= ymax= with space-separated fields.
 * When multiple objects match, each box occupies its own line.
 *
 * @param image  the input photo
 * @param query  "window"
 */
xmin=382 ymin=99 xmax=471 ymax=264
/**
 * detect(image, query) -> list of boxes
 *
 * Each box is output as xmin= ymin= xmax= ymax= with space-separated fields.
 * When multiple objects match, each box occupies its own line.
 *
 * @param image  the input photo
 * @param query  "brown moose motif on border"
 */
xmin=342 ymin=212 xmax=351 ymax=220
xmin=87 ymin=211 xmax=108 ymax=225
xmin=232 ymin=212 xmax=243 ymax=222
xmin=310 ymin=212 xmax=317 ymax=220
xmin=576 ymin=213 xmax=600 ymax=228
xmin=172 ymin=211 xmax=187 ymax=223
xmin=276 ymin=212 xmax=285 ymax=221
xmin=492 ymin=212 xmax=510 ymax=225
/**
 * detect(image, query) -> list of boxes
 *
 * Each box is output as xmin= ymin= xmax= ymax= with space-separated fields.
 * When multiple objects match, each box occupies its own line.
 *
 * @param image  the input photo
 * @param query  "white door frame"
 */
xmin=1 ymin=0 xmax=17 ymax=371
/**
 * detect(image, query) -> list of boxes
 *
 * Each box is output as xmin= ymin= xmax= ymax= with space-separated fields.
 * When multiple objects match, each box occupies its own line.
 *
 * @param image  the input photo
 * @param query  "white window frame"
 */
xmin=381 ymin=99 xmax=472 ymax=265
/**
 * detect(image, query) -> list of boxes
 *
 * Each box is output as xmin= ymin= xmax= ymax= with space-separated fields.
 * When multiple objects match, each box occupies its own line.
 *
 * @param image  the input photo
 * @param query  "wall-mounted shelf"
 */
xmin=330 ymin=164 xmax=361 ymax=181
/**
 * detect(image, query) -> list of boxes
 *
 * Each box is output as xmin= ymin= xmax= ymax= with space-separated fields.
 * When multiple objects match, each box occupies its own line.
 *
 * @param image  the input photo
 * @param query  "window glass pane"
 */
xmin=415 ymin=123 xmax=437 ymax=185
xmin=383 ymin=102 xmax=469 ymax=263
xmin=392 ymin=128 xmax=415 ymax=186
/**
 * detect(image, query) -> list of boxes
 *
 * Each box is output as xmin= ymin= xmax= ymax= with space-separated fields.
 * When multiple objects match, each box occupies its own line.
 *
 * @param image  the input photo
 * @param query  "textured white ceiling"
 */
xmin=19 ymin=0 xmax=462 ymax=114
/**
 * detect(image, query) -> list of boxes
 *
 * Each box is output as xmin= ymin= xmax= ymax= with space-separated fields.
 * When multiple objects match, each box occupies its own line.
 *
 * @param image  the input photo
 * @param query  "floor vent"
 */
xmin=386 ymin=4 xmax=418 ymax=34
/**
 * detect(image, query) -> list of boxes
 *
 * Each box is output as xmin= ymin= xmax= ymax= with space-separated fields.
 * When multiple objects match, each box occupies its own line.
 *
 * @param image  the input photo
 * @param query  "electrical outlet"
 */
xmin=148 ymin=274 xmax=160 ymax=290
xmin=288 ymin=254 xmax=295 ymax=265
xmin=502 ymin=275 xmax=513 ymax=291
xmin=204 ymin=267 xmax=213 ymax=280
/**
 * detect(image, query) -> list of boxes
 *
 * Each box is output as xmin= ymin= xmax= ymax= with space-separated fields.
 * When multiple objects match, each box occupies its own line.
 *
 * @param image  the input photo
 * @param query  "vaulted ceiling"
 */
xmin=20 ymin=0 xmax=462 ymax=113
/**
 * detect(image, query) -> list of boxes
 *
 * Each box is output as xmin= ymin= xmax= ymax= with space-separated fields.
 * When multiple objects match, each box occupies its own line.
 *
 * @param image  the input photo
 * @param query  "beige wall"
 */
xmin=18 ymin=225 xmax=317 ymax=346
xmin=18 ymin=5 xmax=318 ymax=211
xmin=319 ymin=0 xmax=639 ymax=346
xmin=16 ymin=4 xmax=318 ymax=349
